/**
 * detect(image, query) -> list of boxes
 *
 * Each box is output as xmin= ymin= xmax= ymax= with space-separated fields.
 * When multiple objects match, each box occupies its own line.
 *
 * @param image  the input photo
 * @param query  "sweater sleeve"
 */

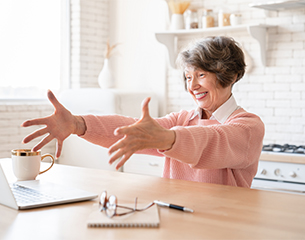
xmin=79 ymin=111 xmax=187 ymax=156
xmin=160 ymin=111 xmax=265 ymax=170
xmin=80 ymin=114 xmax=138 ymax=148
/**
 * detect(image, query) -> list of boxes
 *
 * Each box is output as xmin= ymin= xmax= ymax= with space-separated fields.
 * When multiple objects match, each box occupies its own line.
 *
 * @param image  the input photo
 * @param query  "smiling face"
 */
xmin=185 ymin=67 xmax=233 ymax=118
xmin=177 ymin=37 xmax=246 ymax=118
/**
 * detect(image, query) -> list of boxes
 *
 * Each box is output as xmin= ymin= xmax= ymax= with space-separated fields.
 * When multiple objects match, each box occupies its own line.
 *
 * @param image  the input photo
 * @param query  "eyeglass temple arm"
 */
xmin=116 ymin=201 xmax=155 ymax=212
xmin=132 ymin=197 xmax=156 ymax=211
xmin=115 ymin=197 xmax=138 ymax=211
xmin=135 ymin=202 xmax=155 ymax=211
xmin=134 ymin=197 xmax=138 ymax=210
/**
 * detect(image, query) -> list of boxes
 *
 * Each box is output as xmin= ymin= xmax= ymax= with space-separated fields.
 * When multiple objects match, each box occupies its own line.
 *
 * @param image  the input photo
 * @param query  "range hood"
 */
xmin=249 ymin=0 xmax=305 ymax=10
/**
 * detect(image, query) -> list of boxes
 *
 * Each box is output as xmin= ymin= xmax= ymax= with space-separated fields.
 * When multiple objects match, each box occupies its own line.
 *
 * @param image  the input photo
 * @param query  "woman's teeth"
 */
xmin=195 ymin=92 xmax=207 ymax=99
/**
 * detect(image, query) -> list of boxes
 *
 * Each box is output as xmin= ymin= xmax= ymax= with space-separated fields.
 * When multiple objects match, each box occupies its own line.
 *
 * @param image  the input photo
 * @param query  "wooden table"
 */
xmin=0 ymin=158 xmax=305 ymax=240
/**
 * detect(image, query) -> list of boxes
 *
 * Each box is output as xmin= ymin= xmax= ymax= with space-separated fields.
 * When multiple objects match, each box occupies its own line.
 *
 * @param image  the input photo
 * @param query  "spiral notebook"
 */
xmin=87 ymin=204 xmax=160 ymax=228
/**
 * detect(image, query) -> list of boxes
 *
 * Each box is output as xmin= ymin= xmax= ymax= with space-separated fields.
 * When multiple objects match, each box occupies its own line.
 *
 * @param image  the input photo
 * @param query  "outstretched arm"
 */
xmin=21 ymin=90 xmax=86 ymax=158
xmin=108 ymin=97 xmax=176 ymax=170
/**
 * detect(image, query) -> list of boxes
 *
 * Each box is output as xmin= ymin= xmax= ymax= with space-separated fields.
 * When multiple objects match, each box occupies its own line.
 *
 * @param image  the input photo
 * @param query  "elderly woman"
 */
xmin=22 ymin=36 xmax=264 ymax=188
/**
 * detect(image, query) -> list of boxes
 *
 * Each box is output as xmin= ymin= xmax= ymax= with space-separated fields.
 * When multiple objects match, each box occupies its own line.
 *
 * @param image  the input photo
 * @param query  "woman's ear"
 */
xmin=232 ymin=74 xmax=238 ymax=84
xmin=230 ymin=75 xmax=238 ymax=89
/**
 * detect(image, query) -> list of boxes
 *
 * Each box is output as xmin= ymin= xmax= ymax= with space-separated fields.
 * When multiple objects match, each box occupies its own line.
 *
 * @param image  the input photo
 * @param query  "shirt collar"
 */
xmin=190 ymin=95 xmax=240 ymax=123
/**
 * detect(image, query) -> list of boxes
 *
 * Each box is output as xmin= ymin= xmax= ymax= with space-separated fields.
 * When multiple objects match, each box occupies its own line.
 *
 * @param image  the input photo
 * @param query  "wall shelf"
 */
xmin=249 ymin=0 xmax=305 ymax=11
xmin=155 ymin=24 xmax=274 ymax=68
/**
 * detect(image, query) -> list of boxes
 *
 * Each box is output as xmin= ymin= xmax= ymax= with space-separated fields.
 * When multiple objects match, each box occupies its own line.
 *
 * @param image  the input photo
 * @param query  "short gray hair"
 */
xmin=177 ymin=36 xmax=246 ymax=89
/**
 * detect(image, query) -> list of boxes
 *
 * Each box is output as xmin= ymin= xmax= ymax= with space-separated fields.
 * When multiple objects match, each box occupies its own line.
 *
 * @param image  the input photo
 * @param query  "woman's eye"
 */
xmin=186 ymin=76 xmax=192 ymax=81
xmin=199 ymin=73 xmax=205 ymax=77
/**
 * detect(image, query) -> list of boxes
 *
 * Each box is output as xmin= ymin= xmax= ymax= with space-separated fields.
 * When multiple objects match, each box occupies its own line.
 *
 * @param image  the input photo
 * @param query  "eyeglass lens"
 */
xmin=99 ymin=191 xmax=107 ymax=211
xmin=106 ymin=195 xmax=117 ymax=218
xmin=99 ymin=191 xmax=155 ymax=218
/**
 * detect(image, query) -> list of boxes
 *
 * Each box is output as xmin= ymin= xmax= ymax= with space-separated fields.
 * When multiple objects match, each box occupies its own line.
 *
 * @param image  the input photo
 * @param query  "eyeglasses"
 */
xmin=99 ymin=191 xmax=154 ymax=218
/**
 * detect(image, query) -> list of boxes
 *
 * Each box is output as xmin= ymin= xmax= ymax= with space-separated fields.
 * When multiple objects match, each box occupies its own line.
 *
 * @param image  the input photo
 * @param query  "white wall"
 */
xmin=108 ymin=0 xmax=168 ymax=116
xmin=1 ymin=0 xmax=305 ymax=158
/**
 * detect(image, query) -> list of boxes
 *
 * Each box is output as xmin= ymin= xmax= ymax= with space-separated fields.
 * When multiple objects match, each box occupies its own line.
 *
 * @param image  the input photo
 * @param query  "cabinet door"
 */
xmin=59 ymin=135 xmax=119 ymax=171
xmin=123 ymin=154 xmax=164 ymax=177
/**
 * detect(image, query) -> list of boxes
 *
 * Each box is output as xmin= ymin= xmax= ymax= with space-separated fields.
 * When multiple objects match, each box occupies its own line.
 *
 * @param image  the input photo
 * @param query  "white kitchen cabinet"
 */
xmin=123 ymin=154 xmax=164 ymax=177
xmin=155 ymin=24 xmax=275 ymax=68
xmin=58 ymin=88 xmax=160 ymax=174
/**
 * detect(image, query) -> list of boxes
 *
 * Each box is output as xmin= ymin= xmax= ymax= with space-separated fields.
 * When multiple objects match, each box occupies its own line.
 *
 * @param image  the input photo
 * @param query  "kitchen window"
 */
xmin=0 ymin=0 xmax=70 ymax=100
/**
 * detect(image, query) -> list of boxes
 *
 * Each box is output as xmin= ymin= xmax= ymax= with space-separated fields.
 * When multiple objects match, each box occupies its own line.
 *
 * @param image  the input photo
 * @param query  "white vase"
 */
xmin=170 ymin=14 xmax=184 ymax=30
xmin=98 ymin=59 xmax=115 ymax=89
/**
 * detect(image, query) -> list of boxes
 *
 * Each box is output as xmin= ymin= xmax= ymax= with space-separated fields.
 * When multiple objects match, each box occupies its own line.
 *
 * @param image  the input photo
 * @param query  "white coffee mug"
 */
xmin=11 ymin=149 xmax=55 ymax=181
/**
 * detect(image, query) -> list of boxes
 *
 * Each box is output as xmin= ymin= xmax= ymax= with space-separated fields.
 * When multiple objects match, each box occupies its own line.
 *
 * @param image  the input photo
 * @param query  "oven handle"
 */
xmin=253 ymin=186 xmax=305 ymax=194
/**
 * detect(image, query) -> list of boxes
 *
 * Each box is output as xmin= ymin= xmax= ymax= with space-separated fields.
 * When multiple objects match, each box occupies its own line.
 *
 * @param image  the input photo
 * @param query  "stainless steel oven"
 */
xmin=251 ymin=144 xmax=305 ymax=195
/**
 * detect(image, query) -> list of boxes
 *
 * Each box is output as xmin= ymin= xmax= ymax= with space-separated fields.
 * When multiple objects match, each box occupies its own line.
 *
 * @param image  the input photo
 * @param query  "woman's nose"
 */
xmin=189 ymin=77 xmax=199 ymax=90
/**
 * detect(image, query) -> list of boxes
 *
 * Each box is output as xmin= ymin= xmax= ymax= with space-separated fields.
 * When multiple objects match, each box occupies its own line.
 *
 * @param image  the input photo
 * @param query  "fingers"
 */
xmin=55 ymin=140 xmax=63 ymax=159
xmin=114 ymin=125 xmax=131 ymax=136
xmin=108 ymin=149 xmax=123 ymax=165
xmin=115 ymin=154 xmax=132 ymax=170
xmin=21 ymin=90 xmax=59 ymax=128
xmin=22 ymin=127 xmax=49 ymax=144
xmin=47 ymin=89 xmax=64 ymax=111
xmin=108 ymin=138 xmax=134 ymax=170
xmin=114 ymin=97 xmax=152 ymax=137
xmin=108 ymin=136 xmax=126 ymax=157
xmin=140 ymin=97 xmax=151 ymax=120
xmin=31 ymin=134 xmax=54 ymax=152
xmin=31 ymin=134 xmax=63 ymax=159
xmin=108 ymin=150 xmax=132 ymax=170
xmin=21 ymin=117 xmax=49 ymax=128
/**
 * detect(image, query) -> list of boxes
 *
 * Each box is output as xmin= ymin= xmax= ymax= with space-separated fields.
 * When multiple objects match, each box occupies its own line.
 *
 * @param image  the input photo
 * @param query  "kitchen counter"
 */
xmin=1 ymin=158 xmax=305 ymax=239
xmin=260 ymin=151 xmax=305 ymax=164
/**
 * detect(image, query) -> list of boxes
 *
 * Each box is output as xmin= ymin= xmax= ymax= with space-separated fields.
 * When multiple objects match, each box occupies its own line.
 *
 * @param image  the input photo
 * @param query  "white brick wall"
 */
xmin=0 ymin=102 xmax=55 ymax=158
xmin=70 ymin=0 xmax=108 ymax=88
xmin=167 ymin=0 xmax=305 ymax=146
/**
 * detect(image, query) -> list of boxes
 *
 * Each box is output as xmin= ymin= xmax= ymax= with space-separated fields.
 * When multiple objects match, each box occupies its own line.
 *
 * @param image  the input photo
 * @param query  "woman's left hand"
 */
xmin=108 ymin=97 xmax=175 ymax=170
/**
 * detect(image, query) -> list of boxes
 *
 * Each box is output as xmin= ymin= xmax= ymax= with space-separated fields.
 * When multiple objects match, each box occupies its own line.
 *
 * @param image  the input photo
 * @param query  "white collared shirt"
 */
xmin=190 ymin=95 xmax=240 ymax=123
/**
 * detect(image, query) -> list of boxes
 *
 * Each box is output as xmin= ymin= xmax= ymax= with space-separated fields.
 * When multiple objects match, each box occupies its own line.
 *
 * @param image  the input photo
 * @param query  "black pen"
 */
xmin=154 ymin=200 xmax=194 ymax=213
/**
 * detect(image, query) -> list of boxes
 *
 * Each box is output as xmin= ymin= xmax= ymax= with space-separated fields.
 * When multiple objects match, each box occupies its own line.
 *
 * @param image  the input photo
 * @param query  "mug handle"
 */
xmin=39 ymin=154 xmax=55 ymax=175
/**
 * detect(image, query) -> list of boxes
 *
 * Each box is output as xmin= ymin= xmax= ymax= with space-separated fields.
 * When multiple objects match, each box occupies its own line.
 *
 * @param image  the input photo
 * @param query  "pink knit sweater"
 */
xmin=81 ymin=108 xmax=264 ymax=188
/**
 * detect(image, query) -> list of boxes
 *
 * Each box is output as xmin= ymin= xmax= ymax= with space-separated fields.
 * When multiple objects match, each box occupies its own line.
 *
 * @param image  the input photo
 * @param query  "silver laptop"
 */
xmin=0 ymin=164 xmax=98 ymax=210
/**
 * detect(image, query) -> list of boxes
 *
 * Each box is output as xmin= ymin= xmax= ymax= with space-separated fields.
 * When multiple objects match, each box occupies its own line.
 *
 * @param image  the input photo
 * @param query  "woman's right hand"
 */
xmin=21 ymin=90 xmax=86 ymax=158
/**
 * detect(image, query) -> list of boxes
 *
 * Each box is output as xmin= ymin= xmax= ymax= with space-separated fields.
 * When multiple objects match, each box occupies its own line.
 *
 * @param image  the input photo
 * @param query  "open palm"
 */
xmin=108 ymin=97 xmax=175 ymax=169
xmin=22 ymin=90 xmax=81 ymax=158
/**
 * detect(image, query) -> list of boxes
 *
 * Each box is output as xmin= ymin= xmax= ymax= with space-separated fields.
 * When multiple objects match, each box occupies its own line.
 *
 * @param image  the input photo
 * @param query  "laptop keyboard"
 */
xmin=10 ymin=184 xmax=62 ymax=204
